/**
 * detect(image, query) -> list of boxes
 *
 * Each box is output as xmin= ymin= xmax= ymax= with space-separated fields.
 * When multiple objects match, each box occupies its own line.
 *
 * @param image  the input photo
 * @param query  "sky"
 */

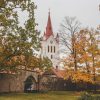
xmin=33 ymin=0 xmax=100 ymax=34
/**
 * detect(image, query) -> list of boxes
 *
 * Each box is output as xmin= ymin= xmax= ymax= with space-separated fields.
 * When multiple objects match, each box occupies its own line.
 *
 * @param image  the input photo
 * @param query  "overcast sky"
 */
xmin=33 ymin=0 xmax=100 ymax=33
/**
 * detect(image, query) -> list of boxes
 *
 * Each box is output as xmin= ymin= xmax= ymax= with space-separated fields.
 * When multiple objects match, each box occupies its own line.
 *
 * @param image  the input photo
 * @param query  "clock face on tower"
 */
xmin=50 ymin=40 xmax=53 ymax=44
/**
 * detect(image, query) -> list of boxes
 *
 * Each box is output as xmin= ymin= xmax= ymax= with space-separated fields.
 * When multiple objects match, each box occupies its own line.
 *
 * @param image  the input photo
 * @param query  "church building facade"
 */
xmin=41 ymin=11 xmax=59 ymax=68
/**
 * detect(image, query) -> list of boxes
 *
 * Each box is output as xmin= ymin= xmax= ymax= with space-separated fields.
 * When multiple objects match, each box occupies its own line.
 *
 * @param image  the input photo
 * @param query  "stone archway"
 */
xmin=24 ymin=75 xmax=37 ymax=92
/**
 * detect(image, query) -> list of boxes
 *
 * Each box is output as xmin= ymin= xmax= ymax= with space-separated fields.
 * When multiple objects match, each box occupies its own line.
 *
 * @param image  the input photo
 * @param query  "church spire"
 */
xmin=45 ymin=10 xmax=53 ymax=39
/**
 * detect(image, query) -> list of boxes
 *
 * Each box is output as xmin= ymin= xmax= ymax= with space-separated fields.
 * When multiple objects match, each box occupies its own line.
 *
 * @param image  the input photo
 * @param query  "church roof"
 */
xmin=42 ymin=68 xmax=66 ymax=79
xmin=44 ymin=11 xmax=53 ymax=40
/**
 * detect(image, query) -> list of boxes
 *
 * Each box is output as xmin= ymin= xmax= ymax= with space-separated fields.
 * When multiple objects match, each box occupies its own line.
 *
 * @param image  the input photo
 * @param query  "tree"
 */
xmin=59 ymin=16 xmax=80 ymax=71
xmin=63 ymin=28 xmax=100 ymax=84
xmin=24 ymin=56 xmax=52 ymax=71
xmin=86 ymin=29 xmax=99 ymax=81
xmin=76 ymin=29 xmax=91 ymax=73
xmin=31 ymin=57 xmax=52 ymax=91
xmin=36 ymin=57 xmax=52 ymax=71
xmin=77 ymin=28 xmax=99 ymax=80
xmin=0 ymin=0 xmax=40 ymax=71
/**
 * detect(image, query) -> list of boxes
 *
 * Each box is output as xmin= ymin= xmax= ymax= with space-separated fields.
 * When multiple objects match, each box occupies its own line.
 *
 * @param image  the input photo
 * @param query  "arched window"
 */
xmin=48 ymin=46 xmax=49 ymax=52
xmin=54 ymin=46 xmax=56 ymax=53
xmin=51 ymin=55 xmax=53 ymax=59
xmin=51 ymin=46 xmax=52 ymax=53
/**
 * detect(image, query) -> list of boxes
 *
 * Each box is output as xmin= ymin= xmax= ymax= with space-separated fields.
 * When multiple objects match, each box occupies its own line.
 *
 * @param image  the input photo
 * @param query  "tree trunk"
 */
xmin=37 ymin=75 xmax=40 ymax=92
xmin=92 ymin=54 xmax=96 ymax=92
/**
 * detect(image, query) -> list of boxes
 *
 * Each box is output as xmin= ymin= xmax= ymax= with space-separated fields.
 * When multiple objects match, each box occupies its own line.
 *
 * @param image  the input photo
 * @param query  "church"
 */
xmin=41 ymin=11 xmax=60 ymax=68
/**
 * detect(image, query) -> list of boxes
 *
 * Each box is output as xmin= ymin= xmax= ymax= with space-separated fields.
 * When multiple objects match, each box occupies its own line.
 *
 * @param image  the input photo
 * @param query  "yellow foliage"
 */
xmin=65 ymin=70 xmax=94 ymax=84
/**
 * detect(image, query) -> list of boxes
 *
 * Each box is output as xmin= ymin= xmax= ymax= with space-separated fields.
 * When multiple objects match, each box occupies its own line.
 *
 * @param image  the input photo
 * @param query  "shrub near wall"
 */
xmin=79 ymin=92 xmax=100 ymax=100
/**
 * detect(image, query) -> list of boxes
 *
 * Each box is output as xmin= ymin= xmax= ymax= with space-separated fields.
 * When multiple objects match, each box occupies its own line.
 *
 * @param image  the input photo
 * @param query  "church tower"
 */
xmin=41 ymin=11 xmax=59 ymax=68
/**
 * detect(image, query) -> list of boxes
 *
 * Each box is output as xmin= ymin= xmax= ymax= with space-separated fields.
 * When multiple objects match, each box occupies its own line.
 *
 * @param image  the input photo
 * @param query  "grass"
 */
xmin=0 ymin=91 xmax=80 ymax=100
xmin=1 ymin=91 xmax=100 ymax=100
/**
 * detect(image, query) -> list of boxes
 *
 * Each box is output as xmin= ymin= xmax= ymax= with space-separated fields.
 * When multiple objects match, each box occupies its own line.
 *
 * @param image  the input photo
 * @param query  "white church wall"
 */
xmin=41 ymin=35 xmax=60 ymax=68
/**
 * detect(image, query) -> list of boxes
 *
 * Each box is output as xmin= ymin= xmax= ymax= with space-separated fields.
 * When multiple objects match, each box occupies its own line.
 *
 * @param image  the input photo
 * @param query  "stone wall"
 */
xmin=0 ymin=70 xmax=38 ymax=93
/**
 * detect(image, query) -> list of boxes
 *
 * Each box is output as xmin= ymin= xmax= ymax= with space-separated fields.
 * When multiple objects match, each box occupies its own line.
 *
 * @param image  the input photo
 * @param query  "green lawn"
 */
xmin=0 ymin=91 xmax=79 ymax=100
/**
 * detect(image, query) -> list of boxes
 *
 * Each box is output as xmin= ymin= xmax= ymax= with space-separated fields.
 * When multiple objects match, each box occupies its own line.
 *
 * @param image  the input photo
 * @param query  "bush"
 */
xmin=78 ymin=92 xmax=100 ymax=100
xmin=93 ymin=96 xmax=100 ymax=100
xmin=79 ymin=92 xmax=92 ymax=100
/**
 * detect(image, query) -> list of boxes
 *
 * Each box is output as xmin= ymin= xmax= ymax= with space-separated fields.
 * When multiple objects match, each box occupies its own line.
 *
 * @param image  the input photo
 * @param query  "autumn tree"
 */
xmin=59 ymin=16 xmax=80 ymax=71
xmin=0 ymin=0 xmax=40 ymax=71
xmin=73 ymin=29 xmax=91 ymax=74
xmin=63 ymin=28 xmax=100 ymax=85
xmin=77 ymin=29 xmax=99 ymax=79
xmin=85 ymin=29 xmax=99 ymax=81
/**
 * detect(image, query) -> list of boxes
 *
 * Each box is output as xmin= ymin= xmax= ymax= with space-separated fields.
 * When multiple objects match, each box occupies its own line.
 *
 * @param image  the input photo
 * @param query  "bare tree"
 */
xmin=59 ymin=16 xmax=81 ymax=71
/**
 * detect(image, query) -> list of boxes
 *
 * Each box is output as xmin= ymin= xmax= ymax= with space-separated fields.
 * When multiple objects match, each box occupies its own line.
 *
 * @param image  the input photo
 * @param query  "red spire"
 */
xmin=45 ymin=11 xmax=53 ymax=39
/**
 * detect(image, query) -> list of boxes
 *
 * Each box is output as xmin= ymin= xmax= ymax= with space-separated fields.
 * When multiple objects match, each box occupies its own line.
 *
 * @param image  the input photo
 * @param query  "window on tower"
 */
xmin=51 ymin=46 xmax=52 ymax=53
xmin=51 ymin=55 xmax=53 ymax=59
xmin=54 ymin=46 xmax=55 ymax=53
xmin=48 ymin=46 xmax=49 ymax=52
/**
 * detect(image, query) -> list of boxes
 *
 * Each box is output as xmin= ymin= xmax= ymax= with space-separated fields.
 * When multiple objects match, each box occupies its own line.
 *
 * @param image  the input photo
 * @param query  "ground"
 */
xmin=0 ymin=91 xmax=79 ymax=100
xmin=0 ymin=91 xmax=100 ymax=100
